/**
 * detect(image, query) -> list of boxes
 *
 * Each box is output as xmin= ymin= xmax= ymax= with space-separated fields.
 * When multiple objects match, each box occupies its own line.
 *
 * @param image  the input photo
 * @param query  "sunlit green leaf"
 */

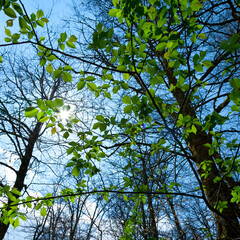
xmin=40 ymin=207 xmax=47 ymax=217
xmin=25 ymin=107 xmax=39 ymax=118
xmin=122 ymin=95 xmax=131 ymax=104
xmin=77 ymin=81 xmax=86 ymax=90
xmin=37 ymin=9 xmax=44 ymax=19
xmin=87 ymin=82 xmax=97 ymax=92
xmin=63 ymin=72 xmax=72 ymax=82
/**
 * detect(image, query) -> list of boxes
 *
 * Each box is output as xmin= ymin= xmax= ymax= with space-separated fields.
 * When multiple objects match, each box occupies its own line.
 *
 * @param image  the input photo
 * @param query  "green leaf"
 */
xmin=59 ymin=43 xmax=65 ymax=50
xmin=63 ymin=131 xmax=69 ymax=139
xmin=98 ymin=152 xmax=106 ymax=158
xmin=35 ymin=203 xmax=42 ymax=210
xmin=220 ymin=40 xmax=229 ymax=50
xmin=194 ymin=63 xmax=203 ymax=72
xmin=47 ymin=55 xmax=57 ymax=61
xmin=19 ymin=215 xmax=27 ymax=221
xmin=54 ymin=99 xmax=64 ymax=107
xmin=77 ymin=81 xmax=86 ymax=90
xmin=148 ymin=6 xmax=157 ymax=20
xmin=122 ymin=95 xmax=131 ymax=104
xmin=66 ymin=41 xmax=75 ymax=48
xmin=202 ymin=60 xmax=213 ymax=68
xmin=46 ymin=64 xmax=53 ymax=74
xmin=37 ymin=9 xmax=44 ymax=19
xmin=230 ymin=78 xmax=240 ymax=90
xmin=87 ymin=82 xmax=97 ymax=92
xmin=193 ymin=54 xmax=200 ymax=64
xmin=5 ymin=28 xmax=11 ymax=37
xmin=109 ymin=8 xmax=119 ymax=17
xmin=12 ymin=34 xmax=20 ymax=41
xmin=102 ymin=84 xmax=110 ymax=89
xmin=230 ymin=33 xmax=239 ymax=45
xmin=4 ymin=8 xmax=17 ymax=18
xmin=124 ymin=105 xmax=132 ymax=114
xmin=86 ymin=76 xmax=96 ymax=81
xmin=0 ymin=56 xmax=2 ymax=63
xmin=93 ymin=122 xmax=101 ymax=129
xmin=191 ymin=33 xmax=197 ymax=43
xmin=69 ymin=35 xmax=77 ymax=42
xmin=36 ymin=20 xmax=44 ymax=27
xmin=60 ymin=32 xmax=67 ymax=42
xmin=198 ymin=33 xmax=206 ymax=39
xmin=96 ymin=22 xmax=103 ymax=32
xmin=39 ymin=116 xmax=49 ymax=123
xmin=192 ymin=125 xmax=197 ymax=134
xmin=30 ymin=13 xmax=36 ymax=21
xmin=104 ymin=74 xmax=113 ymax=80
xmin=4 ymin=37 xmax=12 ymax=42
xmin=62 ymin=72 xmax=72 ymax=82
xmin=123 ymin=73 xmax=130 ymax=80
xmin=12 ymin=3 xmax=23 ymax=15
xmin=41 ymin=18 xmax=49 ymax=23
xmin=37 ymin=99 xmax=45 ymax=110
xmin=25 ymin=107 xmax=39 ymax=118
xmin=46 ymin=123 xmax=55 ymax=128
xmin=156 ymin=42 xmax=167 ymax=51
xmin=53 ymin=69 xmax=62 ymax=79
xmin=45 ymin=100 xmax=54 ymax=109
xmin=96 ymin=115 xmax=105 ymax=122
xmin=71 ymin=118 xmax=79 ymax=124
xmin=63 ymin=65 xmax=73 ymax=71
xmin=11 ymin=188 xmax=21 ymax=196
xmin=191 ymin=1 xmax=203 ymax=11
xmin=13 ymin=218 xmax=19 ymax=229
xmin=40 ymin=207 xmax=47 ymax=217
xmin=72 ymin=166 xmax=80 ymax=177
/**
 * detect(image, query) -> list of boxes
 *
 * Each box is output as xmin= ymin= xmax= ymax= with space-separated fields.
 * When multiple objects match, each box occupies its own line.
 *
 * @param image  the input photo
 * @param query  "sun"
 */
xmin=58 ymin=105 xmax=75 ymax=122
xmin=59 ymin=109 xmax=71 ymax=122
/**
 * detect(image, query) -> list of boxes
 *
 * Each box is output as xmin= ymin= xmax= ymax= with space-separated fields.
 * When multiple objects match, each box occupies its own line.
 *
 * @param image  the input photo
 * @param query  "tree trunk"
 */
xmin=141 ymin=156 xmax=159 ymax=240
xmin=0 ymin=122 xmax=42 ymax=240
xmin=162 ymin=59 xmax=240 ymax=238
xmin=167 ymin=197 xmax=185 ymax=239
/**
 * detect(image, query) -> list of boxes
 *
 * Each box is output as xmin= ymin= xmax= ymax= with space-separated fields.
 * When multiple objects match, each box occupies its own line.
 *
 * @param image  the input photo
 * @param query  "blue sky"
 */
xmin=0 ymin=0 xmax=69 ymax=42
xmin=22 ymin=0 xmax=68 ymax=19
xmin=0 ymin=2 xmax=72 ymax=239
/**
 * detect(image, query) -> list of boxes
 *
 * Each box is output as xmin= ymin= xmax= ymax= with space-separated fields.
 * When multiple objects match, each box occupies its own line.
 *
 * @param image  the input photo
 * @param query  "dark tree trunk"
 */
xmin=0 ymin=122 xmax=42 ymax=240
xmin=162 ymin=58 xmax=240 ymax=238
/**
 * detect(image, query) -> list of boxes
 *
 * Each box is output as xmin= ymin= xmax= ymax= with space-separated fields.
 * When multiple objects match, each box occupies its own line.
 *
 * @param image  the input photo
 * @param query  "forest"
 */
xmin=0 ymin=0 xmax=240 ymax=239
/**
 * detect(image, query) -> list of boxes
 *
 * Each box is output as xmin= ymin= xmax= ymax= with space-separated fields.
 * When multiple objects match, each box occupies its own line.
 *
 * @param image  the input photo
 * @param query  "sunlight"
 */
xmin=59 ymin=109 xmax=71 ymax=122
xmin=58 ymin=105 xmax=75 ymax=122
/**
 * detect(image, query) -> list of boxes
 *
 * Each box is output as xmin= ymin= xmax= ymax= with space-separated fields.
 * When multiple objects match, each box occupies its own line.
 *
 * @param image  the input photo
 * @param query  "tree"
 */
xmin=1 ymin=0 xmax=240 ymax=239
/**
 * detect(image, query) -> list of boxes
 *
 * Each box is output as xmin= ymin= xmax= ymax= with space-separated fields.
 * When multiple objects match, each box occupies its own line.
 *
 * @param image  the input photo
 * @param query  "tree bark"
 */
xmin=0 ymin=122 xmax=42 ymax=240
xmin=162 ymin=59 xmax=240 ymax=238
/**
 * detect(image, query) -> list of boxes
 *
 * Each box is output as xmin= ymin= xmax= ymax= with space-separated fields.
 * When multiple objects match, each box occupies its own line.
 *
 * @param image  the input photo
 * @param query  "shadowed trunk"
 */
xmin=0 ymin=122 xmax=42 ymax=240
xmin=162 ymin=58 xmax=240 ymax=238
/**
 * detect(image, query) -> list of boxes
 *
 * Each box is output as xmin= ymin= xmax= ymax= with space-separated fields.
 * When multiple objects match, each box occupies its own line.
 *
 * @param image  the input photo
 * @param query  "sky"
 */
xmin=0 ymin=0 xmax=69 ymax=42
xmin=21 ymin=0 xmax=68 ymax=19
xmin=1 ymin=1 xmax=70 ymax=239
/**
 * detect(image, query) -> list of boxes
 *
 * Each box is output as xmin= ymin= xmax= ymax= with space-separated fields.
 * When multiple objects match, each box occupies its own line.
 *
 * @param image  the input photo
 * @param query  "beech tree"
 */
xmin=1 ymin=0 xmax=240 ymax=239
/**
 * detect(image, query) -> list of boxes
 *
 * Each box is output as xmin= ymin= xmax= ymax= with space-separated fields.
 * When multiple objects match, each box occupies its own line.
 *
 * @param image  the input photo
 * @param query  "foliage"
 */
xmin=1 ymin=0 xmax=240 ymax=239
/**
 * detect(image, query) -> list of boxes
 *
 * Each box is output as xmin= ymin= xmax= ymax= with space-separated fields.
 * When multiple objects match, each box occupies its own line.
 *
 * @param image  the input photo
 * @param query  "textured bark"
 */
xmin=162 ymin=59 xmax=240 ymax=238
xmin=0 ymin=122 xmax=42 ymax=240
